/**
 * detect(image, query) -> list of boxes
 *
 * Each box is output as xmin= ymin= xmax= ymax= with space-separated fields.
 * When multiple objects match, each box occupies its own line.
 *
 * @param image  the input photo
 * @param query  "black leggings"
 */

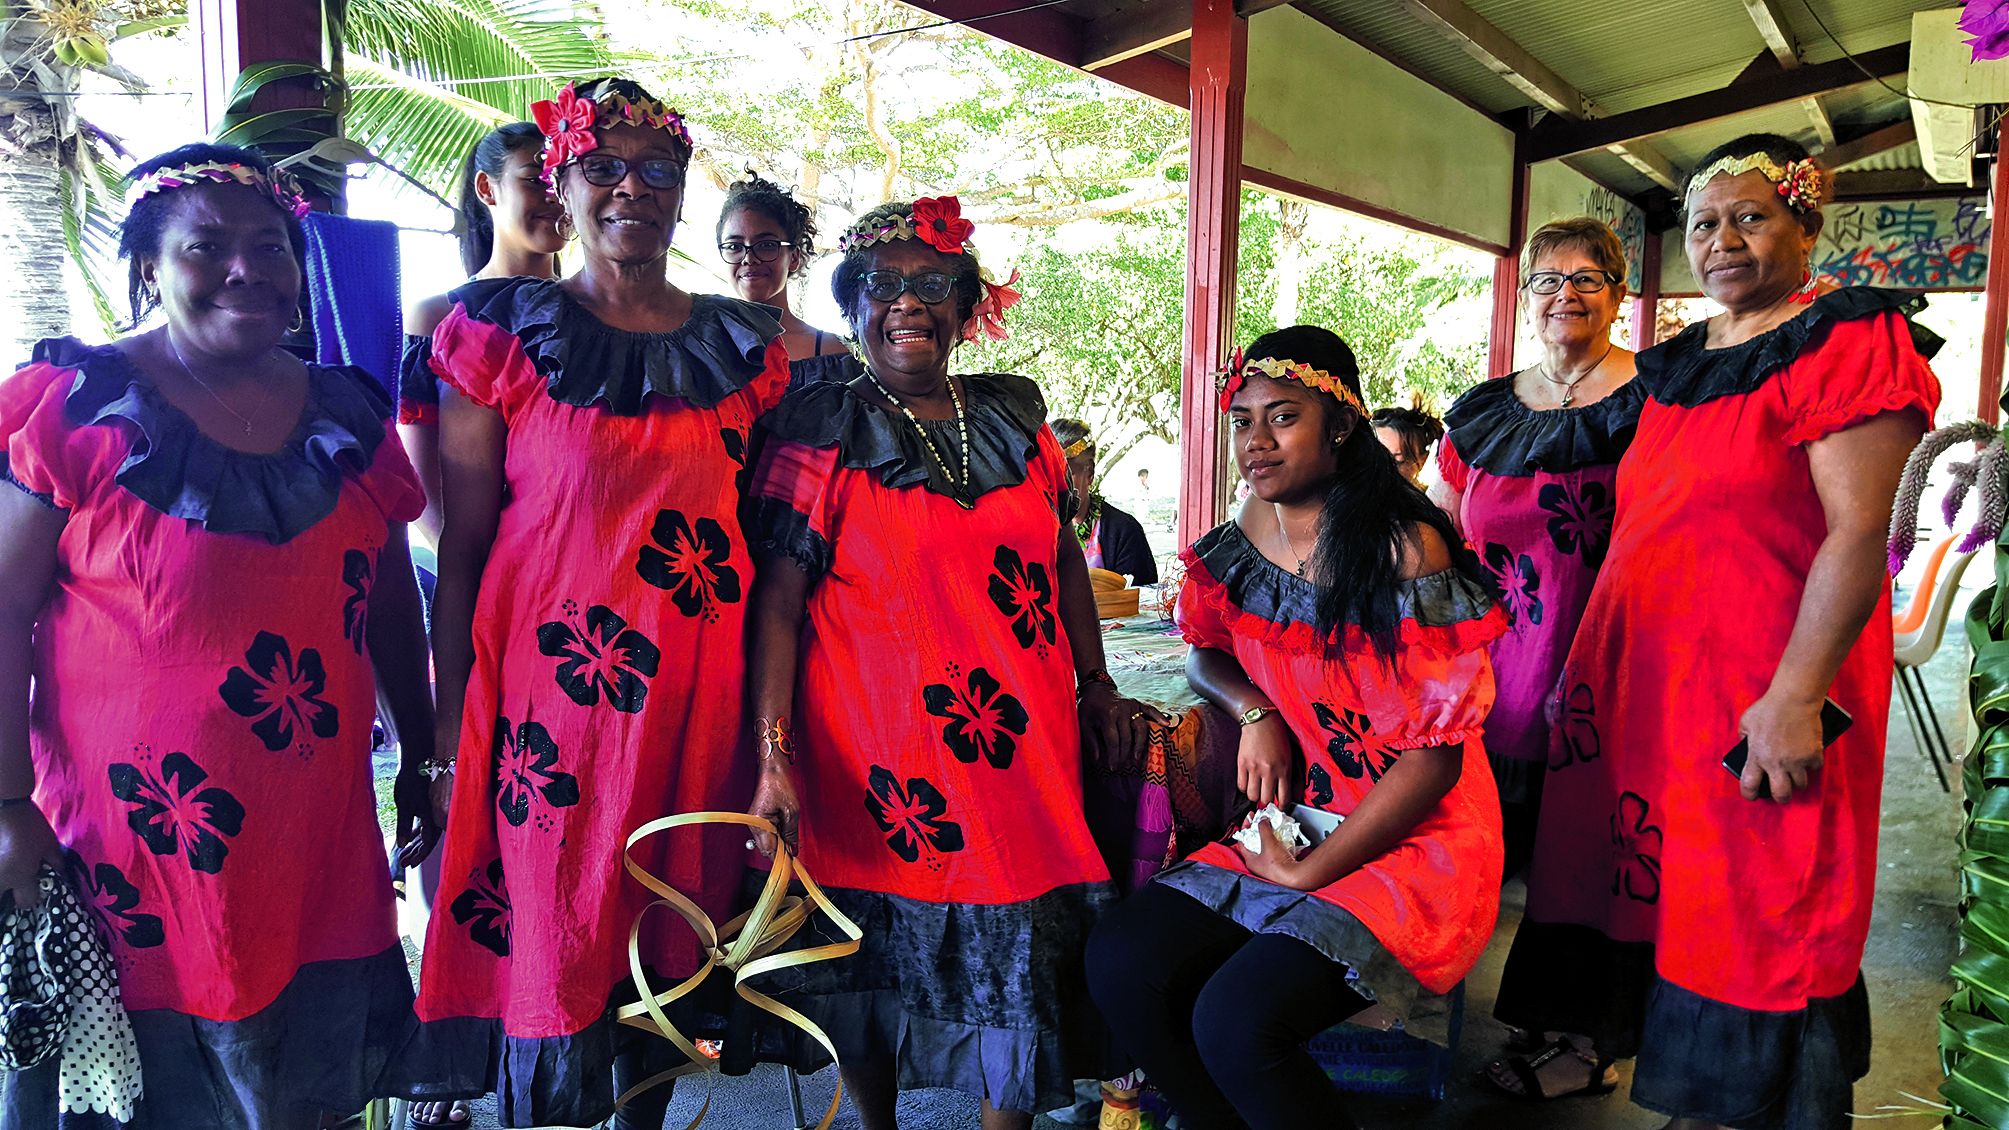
xmin=1086 ymin=883 xmax=1371 ymax=1130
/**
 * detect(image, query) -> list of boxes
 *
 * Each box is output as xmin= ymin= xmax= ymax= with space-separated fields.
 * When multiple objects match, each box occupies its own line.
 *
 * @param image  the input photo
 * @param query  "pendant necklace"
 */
xmin=167 ymin=334 xmax=261 ymax=435
xmin=1275 ymin=502 xmax=1311 ymax=576
xmin=865 ymin=369 xmax=970 ymax=501
xmin=1539 ymin=340 xmax=1615 ymax=408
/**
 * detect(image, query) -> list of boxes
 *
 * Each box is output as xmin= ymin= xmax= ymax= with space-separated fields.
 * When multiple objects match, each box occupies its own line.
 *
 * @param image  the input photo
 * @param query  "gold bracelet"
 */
xmin=757 ymin=716 xmax=796 ymax=765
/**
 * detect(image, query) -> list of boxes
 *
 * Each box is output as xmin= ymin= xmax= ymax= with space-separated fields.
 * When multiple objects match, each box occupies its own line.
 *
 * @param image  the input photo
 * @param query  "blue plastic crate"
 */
xmin=1307 ymin=981 xmax=1465 ymax=1100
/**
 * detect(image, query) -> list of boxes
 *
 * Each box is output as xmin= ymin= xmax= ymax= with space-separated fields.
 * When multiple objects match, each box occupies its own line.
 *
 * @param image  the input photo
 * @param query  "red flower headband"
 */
xmin=839 ymin=196 xmax=1023 ymax=342
xmin=531 ymin=83 xmax=694 ymax=184
xmin=1217 ymin=350 xmax=1366 ymax=415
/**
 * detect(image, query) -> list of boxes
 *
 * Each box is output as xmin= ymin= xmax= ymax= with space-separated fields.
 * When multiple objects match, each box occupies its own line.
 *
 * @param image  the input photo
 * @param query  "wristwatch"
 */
xmin=1238 ymin=705 xmax=1276 ymax=727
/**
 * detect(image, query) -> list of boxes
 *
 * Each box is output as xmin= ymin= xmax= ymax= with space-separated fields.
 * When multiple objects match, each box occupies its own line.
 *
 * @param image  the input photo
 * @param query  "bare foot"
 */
xmin=408 ymin=1101 xmax=469 ymax=1127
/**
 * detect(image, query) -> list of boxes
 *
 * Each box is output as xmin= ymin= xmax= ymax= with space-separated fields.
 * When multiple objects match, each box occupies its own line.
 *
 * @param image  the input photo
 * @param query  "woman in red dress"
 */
xmin=1087 ymin=326 xmax=1506 ymax=1130
xmin=1504 ymin=134 xmax=1939 ymax=1129
xmin=410 ymin=80 xmax=789 ymax=1128
xmin=743 ymin=197 xmax=1158 ymax=1130
xmin=0 ymin=143 xmax=436 ymax=1129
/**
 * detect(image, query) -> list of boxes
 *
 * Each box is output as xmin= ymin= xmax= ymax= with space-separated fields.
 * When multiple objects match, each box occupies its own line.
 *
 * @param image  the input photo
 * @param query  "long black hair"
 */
xmin=457 ymin=122 xmax=545 ymax=276
xmin=1244 ymin=326 xmax=1480 ymax=653
xmin=1369 ymin=403 xmax=1444 ymax=468
xmin=118 ymin=143 xmax=307 ymax=330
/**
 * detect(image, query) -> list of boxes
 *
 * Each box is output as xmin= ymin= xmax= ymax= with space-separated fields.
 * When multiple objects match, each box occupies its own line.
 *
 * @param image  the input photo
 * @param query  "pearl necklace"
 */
xmin=864 ymin=369 xmax=970 ymax=499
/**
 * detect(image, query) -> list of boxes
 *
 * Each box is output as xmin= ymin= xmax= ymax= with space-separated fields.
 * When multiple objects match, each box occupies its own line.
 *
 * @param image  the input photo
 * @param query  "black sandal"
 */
xmin=1485 ymin=1036 xmax=1618 ymax=1101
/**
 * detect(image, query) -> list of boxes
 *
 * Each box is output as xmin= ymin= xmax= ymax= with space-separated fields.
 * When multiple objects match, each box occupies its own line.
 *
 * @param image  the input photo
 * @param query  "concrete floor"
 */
xmin=440 ymin=595 xmax=1969 ymax=1130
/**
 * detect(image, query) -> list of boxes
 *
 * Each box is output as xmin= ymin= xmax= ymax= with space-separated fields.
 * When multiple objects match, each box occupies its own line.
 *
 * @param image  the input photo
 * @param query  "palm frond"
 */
xmin=342 ymin=0 xmax=611 ymax=196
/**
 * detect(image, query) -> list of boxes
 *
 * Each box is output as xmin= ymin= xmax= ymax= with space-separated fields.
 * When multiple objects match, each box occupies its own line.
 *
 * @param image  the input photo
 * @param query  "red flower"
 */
xmin=911 ymin=196 xmax=974 ymax=253
xmin=532 ymin=84 xmax=600 ymax=176
xmin=1215 ymin=347 xmax=1247 ymax=412
xmin=964 ymin=268 xmax=1021 ymax=342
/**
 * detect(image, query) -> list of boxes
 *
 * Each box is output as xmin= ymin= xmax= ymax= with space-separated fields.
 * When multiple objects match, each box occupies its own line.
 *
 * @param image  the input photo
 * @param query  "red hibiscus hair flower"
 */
xmin=911 ymin=196 xmax=974 ymax=253
xmin=532 ymin=84 xmax=600 ymax=177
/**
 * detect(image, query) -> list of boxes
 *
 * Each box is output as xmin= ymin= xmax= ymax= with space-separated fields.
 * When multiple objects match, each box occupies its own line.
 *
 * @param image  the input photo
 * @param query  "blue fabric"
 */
xmin=303 ymin=212 xmax=403 ymax=398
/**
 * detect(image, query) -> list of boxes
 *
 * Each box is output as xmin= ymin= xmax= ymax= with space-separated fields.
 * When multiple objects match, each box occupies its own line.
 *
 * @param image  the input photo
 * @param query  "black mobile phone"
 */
xmin=1722 ymin=698 xmax=1853 ymax=797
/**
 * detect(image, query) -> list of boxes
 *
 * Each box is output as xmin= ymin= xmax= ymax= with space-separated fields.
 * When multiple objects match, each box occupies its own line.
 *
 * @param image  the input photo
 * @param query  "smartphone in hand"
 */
xmin=1722 ymin=698 xmax=1853 ymax=798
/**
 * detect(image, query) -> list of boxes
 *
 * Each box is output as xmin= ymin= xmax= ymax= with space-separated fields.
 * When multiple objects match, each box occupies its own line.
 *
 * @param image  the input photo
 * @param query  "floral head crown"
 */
xmin=1686 ymin=152 xmax=1824 ymax=214
xmin=839 ymin=195 xmax=1024 ymax=343
xmin=125 ymin=161 xmax=310 ymax=220
xmin=531 ymin=82 xmax=694 ymax=185
xmin=1216 ymin=350 xmax=1367 ymax=415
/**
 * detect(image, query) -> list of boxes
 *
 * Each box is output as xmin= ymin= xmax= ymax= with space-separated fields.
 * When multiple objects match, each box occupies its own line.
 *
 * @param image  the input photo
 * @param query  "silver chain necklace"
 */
xmin=1538 ymin=341 xmax=1615 ymax=408
xmin=1274 ymin=502 xmax=1311 ymax=576
xmin=865 ymin=369 xmax=970 ymax=496
xmin=166 ymin=334 xmax=262 ymax=435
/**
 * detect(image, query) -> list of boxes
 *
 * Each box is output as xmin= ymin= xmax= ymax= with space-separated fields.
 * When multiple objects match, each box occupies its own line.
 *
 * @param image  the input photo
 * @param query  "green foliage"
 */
xmin=1948 ymin=526 xmax=2009 ymax=1125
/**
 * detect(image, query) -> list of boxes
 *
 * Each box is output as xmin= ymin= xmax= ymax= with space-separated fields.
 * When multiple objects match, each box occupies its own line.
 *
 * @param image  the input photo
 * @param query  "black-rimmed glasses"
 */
xmin=719 ymin=239 xmax=795 ymax=264
xmin=572 ymin=155 xmax=685 ymax=189
xmin=1523 ymin=269 xmax=1620 ymax=295
xmin=861 ymin=270 xmax=955 ymax=305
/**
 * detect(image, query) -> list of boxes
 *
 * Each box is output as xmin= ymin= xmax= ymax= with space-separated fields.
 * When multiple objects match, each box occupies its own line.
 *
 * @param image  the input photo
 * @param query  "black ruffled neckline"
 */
xmin=760 ymin=372 xmax=1049 ymax=506
xmin=1187 ymin=521 xmax=1497 ymax=635
xmin=1442 ymin=376 xmax=1645 ymax=477
xmin=1636 ymin=286 xmax=1943 ymax=408
xmin=786 ymin=350 xmax=864 ymax=394
xmin=451 ymin=277 xmax=782 ymax=416
xmin=31 ymin=336 xmax=390 ymax=544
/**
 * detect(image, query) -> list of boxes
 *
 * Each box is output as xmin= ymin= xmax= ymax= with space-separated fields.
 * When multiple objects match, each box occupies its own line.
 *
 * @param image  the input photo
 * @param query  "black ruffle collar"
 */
xmin=32 ymin=336 xmax=390 ymax=544
xmin=451 ymin=277 xmax=782 ymax=416
xmin=1442 ymin=375 xmax=1645 ymax=477
xmin=1186 ymin=520 xmax=1496 ymax=636
xmin=760 ymin=372 xmax=1048 ymax=507
xmin=1636 ymin=286 xmax=1943 ymax=409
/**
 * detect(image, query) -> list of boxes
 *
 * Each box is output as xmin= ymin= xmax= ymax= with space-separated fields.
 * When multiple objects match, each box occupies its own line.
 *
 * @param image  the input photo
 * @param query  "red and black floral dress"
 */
xmin=1154 ymin=521 xmax=1508 ymax=1042
xmin=409 ymin=279 xmax=787 ymax=1126
xmin=1498 ymin=288 xmax=1940 ymax=1128
xmin=0 ymin=338 xmax=424 ymax=1129
xmin=748 ymin=373 xmax=1118 ymax=1113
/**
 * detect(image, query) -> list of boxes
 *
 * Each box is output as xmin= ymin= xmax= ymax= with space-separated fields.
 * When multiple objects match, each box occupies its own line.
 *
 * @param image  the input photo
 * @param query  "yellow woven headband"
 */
xmin=1686 ymin=153 xmax=1824 ymax=213
xmin=1062 ymin=438 xmax=1092 ymax=459
xmin=1235 ymin=356 xmax=1365 ymax=415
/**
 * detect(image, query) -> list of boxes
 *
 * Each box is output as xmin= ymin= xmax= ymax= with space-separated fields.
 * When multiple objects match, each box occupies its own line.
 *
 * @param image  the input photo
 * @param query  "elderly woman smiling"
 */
xmin=1502 ymin=134 xmax=1941 ymax=1129
xmin=744 ymin=197 xmax=1157 ymax=1130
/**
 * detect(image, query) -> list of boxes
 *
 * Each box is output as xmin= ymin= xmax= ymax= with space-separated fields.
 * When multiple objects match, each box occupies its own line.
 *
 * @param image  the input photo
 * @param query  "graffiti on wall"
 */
xmin=1813 ymin=197 xmax=1990 ymax=290
xmin=1583 ymin=187 xmax=1647 ymax=293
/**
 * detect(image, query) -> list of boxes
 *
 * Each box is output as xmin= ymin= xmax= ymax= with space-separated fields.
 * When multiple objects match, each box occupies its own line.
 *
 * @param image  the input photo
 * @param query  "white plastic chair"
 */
xmin=1893 ymin=545 xmax=1984 ymax=792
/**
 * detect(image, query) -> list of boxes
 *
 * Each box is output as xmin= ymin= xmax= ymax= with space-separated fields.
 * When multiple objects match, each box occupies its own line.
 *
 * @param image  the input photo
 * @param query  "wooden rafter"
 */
xmin=1821 ymin=118 xmax=1916 ymax=171
xmin=1737 ymin=0 xmax=1839 ymax=152
xmin=1525 ymin=41 xmax=1908 ymax=162
xmin=1082 ymin=0 xmax=1298 ymax=70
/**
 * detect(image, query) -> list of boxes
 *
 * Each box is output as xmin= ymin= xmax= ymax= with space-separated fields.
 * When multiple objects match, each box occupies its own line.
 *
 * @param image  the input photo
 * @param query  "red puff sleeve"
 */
xmin=359 ymin=417 xmax=427 ymax=525
xmin=1780 ymin=310 xmax=1941 ymax=447
xmin=427 ymin=304 xmax=540 ymax=419
xmin=1173 ymin=548 xmax=1236 ymax=651
xmin=745 ymin=338 xmax=792 ymax=418
xmin=1436 ymin=432 xmax=1471 ymax=494
xmin=0 ymin=363 xmax=91 ymax=512
xmin=1028 ymin=423 xmax=1071 ymax=517
xmin=749 ymin=437 xmax=844 ymax=578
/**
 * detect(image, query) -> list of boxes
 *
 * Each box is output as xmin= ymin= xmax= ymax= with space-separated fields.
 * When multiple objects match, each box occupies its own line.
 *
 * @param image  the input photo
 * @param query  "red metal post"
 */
xmin=1177 ymin=0 xmax=1247 ymax=549
xmin=1980 ymin=123 xmax=2009 ymax=424
xmin=194 ymin=0 xmax=332 ymax=132
xmin=1486 ymin=140 xmax=1530 ymax=378
xmin=1632 ymin=227 xmax=1662 ymax=352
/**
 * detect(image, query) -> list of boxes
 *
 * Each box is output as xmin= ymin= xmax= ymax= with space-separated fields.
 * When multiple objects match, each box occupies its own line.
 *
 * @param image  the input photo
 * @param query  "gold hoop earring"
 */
xmin=288 ymin=308 xmax=306 ymax=335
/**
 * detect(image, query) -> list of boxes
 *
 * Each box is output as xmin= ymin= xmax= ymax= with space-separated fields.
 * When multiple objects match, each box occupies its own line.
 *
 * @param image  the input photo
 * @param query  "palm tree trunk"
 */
xmin=1 ymin=16 xmax=76 ymax=360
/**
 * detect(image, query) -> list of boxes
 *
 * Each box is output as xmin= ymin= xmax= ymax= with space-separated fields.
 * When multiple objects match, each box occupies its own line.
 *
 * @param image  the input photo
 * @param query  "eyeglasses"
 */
xmin=861 ymin=270 xmax=956 ymax=305
xmin=719 ymin=239 xmax=795 ymax=265
xmin=1523 ymin=270 xmax=1620 ymax=295
xmin=571 ymin=155 xmax=685 ymax=189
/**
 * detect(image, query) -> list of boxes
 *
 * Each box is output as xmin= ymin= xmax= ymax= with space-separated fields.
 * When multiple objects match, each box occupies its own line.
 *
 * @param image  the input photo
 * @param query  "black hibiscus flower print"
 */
xmin=1610 ymin=791 xmax=1663 ymax=905
xmin=494 ymin=716 xmax=580 ymax=832
xmin=1550 ymin=681 xmax=1602 ymax=771
xmin=1305 ymin=763 xmax=1335 ymax=808
xmin=451 ymin=858 xmax=512 ymax=957
xmin=219 ymin=631 xmax=341 ymax=755
xmin=107 ymin=747 xmax=245 ymax=874
xmin=1482 ymin=542 xmax=1544 ymax=629
xmin=1539 ymin=480 xmax=1615 ymax=568
xmin=922 ymin=663 xmax=1030 ymax=769
xmin=1312 ymin=703 xmax=1399 ymax=782
xmin=67 ymin=853 xmax=164 ymax=949
xmin=637 ymin=508 xmax=743 ymax=622
xmin=536 ymin=600 xmax=660 ymax=713
xmin=340 ymin=549 xmax=373 ymax=654
xmin=987 ymin=546 xmax=1056 ymax=652
xmin=721 ymin=426 xmax=752 ymax=497
xmin=865 ymin=764 xmax=966 ymax=869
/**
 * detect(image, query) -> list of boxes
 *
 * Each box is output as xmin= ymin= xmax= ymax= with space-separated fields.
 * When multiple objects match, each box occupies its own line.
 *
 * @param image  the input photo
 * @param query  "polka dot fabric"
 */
xmin=0 ymin=866 xmax=141 ymax=1120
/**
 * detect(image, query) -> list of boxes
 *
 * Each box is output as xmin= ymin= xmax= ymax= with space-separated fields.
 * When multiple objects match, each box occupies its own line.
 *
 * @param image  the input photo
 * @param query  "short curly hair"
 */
xmin=830 ymin=202 xmax=982 ymax=332
xmin=717 ymin=169 xmax=817 ymax=262
xmin=1520 ymin=217 xmax=1628 ymax=292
